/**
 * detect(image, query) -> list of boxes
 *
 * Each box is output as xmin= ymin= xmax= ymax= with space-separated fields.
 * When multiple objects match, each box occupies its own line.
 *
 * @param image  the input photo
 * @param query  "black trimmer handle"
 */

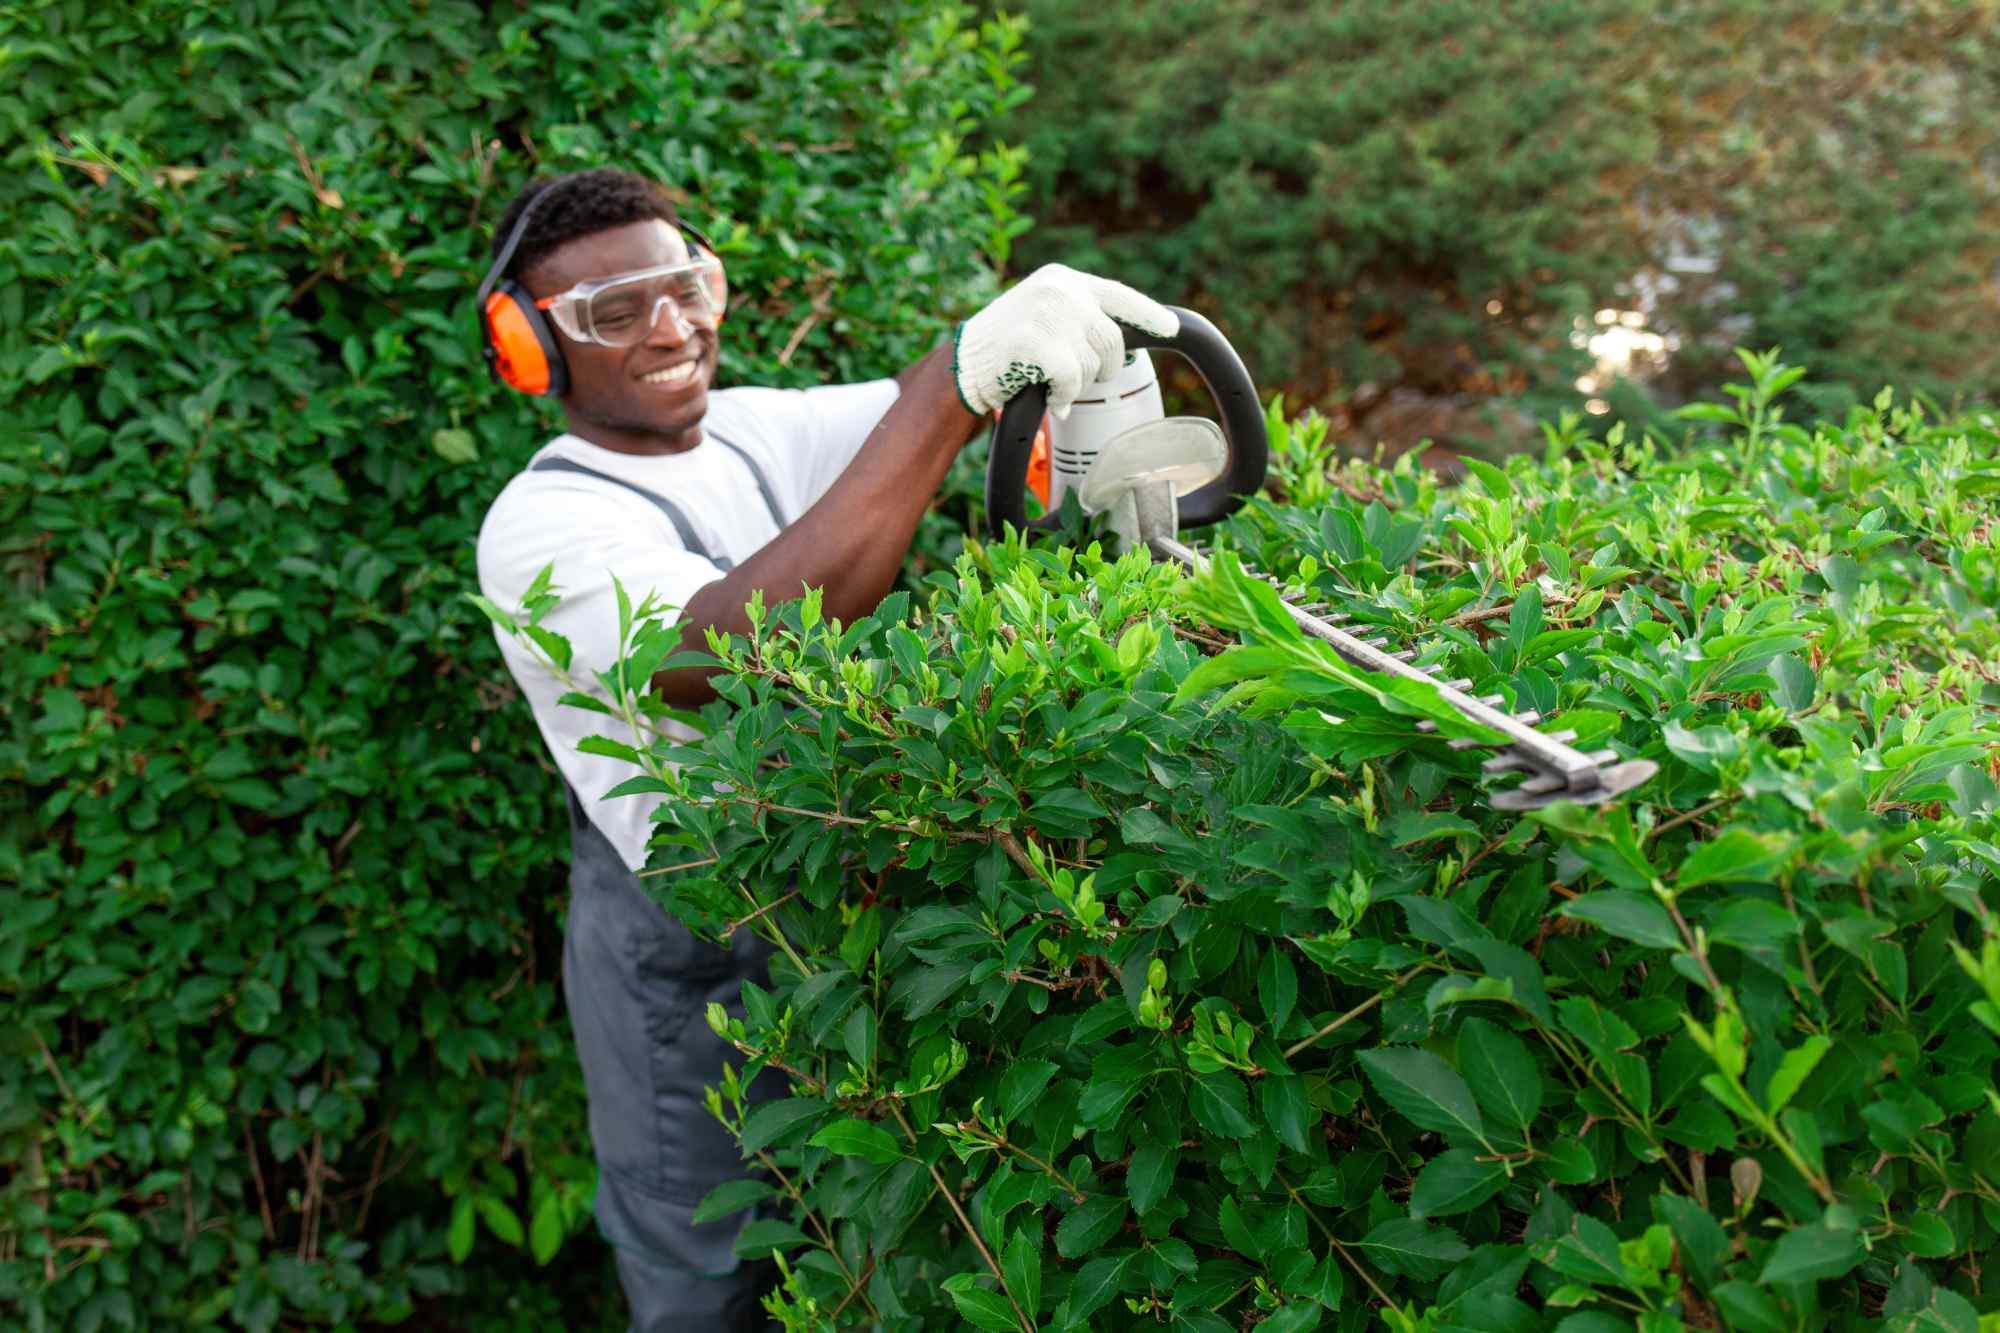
xmin=984 ymin=305 xmax=1267 ymax=540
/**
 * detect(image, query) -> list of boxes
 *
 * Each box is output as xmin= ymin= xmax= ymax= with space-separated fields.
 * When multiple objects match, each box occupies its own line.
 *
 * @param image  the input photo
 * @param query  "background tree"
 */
xmin=1002 ymin=0 xmax=2000 ymax=454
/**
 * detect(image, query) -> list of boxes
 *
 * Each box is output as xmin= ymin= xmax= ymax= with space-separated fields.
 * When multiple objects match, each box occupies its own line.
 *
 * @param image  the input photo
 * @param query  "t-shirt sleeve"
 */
xmin=476 ymin=477 xmax=725 ymax=681
xmin=792 ymin=378 xmax=900 ymax=508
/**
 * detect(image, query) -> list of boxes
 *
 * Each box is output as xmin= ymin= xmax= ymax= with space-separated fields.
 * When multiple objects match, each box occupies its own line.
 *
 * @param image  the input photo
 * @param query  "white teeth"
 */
xmin=643 ymin=362 xmax=697 ymax=386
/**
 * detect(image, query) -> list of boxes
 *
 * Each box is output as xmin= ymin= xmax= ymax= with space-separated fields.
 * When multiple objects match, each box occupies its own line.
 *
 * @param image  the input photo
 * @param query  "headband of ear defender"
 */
xmin=475 ymin=185 xmax=728 ymax=398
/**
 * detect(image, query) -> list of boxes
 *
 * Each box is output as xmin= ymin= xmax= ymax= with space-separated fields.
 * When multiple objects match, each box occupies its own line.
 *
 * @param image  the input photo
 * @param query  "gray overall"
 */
xmin=534 ymin=445 xmax=787 ymax=1331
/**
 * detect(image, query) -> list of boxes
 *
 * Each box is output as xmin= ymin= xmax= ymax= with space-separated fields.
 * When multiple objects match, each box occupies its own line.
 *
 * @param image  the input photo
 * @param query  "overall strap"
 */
xmin=705 ymin=430 xmax=788 ymax=529
xmin=530 ymin=455 xmax=732 ymax=568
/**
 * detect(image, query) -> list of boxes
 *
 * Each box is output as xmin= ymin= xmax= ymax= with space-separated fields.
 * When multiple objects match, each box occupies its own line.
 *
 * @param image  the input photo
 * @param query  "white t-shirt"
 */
xmin=477 ymin=380 xmax=901 ymax=870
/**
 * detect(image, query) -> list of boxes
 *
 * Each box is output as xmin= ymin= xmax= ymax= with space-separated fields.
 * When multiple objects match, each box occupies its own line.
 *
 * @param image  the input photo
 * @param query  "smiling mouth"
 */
xmin=641 ymin=361 xmax=701 ymax=387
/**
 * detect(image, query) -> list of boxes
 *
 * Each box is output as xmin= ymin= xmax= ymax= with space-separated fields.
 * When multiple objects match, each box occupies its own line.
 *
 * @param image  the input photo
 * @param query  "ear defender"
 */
xmin=477 ymin=185 xmax=566 ymax=398
xmin=483 ymin=281 xmax=566 ymax=397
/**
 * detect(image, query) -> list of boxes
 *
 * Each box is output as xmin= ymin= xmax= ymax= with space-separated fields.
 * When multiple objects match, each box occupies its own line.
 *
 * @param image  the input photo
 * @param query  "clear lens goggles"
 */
xmin=535 ymin=258 xmax=723 ymax=347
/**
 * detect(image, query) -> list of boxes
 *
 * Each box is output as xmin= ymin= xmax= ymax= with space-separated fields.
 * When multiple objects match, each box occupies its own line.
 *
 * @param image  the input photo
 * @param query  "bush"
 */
xmin=512 ymin=356 xmax=2000 ymax=1330
xmin=0 ymin=2 xmax=1024 ymax=1326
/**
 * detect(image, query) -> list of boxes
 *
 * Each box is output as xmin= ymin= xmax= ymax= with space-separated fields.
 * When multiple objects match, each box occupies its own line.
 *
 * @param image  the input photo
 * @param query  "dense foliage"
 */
xmin=505 ymin=356 xmax=2000 ymax=1330
xmin=0 ymin=1 xmax=1023 ymax=1326
xmin=1002 ymin=1 xmax=2000 ymax=443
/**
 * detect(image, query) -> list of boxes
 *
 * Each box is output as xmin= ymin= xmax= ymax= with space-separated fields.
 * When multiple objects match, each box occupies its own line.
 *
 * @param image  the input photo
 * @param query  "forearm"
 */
xmin=652 ymin=344 xmax=977 ymax=705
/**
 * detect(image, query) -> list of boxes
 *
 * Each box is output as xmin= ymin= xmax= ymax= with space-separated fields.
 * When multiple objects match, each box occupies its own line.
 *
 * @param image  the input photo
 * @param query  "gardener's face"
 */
xmin=525 ymin=219 xmax=719 ymax=455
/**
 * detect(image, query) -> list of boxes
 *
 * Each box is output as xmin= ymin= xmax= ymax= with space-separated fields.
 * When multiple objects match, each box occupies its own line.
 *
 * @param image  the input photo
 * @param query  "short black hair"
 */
xmin=490 ymin=168 xmax=681 ymax=281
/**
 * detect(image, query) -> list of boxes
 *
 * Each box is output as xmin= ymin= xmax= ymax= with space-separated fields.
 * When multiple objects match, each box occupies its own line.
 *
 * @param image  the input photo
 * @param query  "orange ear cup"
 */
xmin=484 ymin=288 xmax=555 ymax=396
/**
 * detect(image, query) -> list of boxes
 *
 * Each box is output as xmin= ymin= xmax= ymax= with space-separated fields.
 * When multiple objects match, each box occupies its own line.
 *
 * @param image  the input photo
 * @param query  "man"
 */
xmin=473 ymin=167 xmax=1173 ymax=1329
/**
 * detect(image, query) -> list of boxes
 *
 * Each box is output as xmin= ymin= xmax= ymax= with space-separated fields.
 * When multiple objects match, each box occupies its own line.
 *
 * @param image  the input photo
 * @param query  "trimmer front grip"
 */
xmin=984 ymin=306 xmax=1267 ymax=540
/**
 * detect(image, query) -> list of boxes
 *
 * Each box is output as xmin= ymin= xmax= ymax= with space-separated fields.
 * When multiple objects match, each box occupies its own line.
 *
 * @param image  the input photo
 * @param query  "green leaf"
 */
xmin=1357 ymin=1047 xmax=1487 ymax=1143
xmin=1463 ymin=455 xmax=1513 ymax=499
xmin=1218 ymin=1195 xmax=1263 ymax=1260
xmin=1055 ymin=1193 xmax=1129 ymax=1258
xmin=1408 ymin=1149 xmax=1508 ymax=1219
xmin=59 ymin=963 xmax=125 ymax=992
xmin=1457 ymin=1016 xmax=1542 ymax=1132
xmin=941 ymin=1277 xmax=1019 ymax=1333
xmin=1652 ymin=1193 xmax=1728 ymax=1292
xmin=1066 ymin=1253 xmax=1131 ymax=1323
xmin=575 ymin=734 xmax=643 ymax=764
xmin=530 ymin=1194 xmax=563 ymax=1266
xmin=476 ymin=1195 xmax=524 ymax=1248
xmin=1259 ymin=946 xmax=1299 ymax=1031
xmin=1258 ymin=1303 xmax=1323 ymax=1333
xmin=1353 ymin=1217 xmax=1470 ymax=1280
xmin=1543 ymin=1137 xmax=1596 ymax=1184
xmin=1557 ymin=997 xmax=1639 ymax=1067
xmin=739 ymin=1098 xmax=827 ymax=1153
xmin=1030 ymin=785 xmax=1107 ymax=833
xmin=1763 ymin=1036 xmax=1831 ymax=1115
xmin=1903 ymin=1213 xmax=1955 ymax=1259
xmin=1189 ymin=1072 xmax=1258 ymax=1137
xmin=1712 ymin=1281 xmax=1790 ymax=1333
xmin=807 ymin=1117 xmax=904 ymax=1164
xmin=447 ymin=1195 xmax=474 ymax=1264
xmin=997 ymin=1060 xmax=1059 ymax=1122
xmin=1127 ymin=1143 xmax=1179 ymax=1216
xmin=1678 ymin=827 xmax=1789 ymax=888
xmin=692 ymin=1177 xmax=772 ymax=1225
xmin=1260 ymin=1075 xmax=1313 ymax=1154
xmin=430 ymin=427 xmax=479 ymax=464
xmin=1758 ymin=1223 xmax=1864 ymax=1285
xmin=733 ymin=1218 xmax=811 ymax=1259
xmin=1560 ymin=891 xmax=1680 ymax=950
xmin=1389 ymin=810 xmax=1481 ymax=847
xmin=1547 ymin=1215 xmax=1624 ymax=1285
xmin=1551 ymin=1315 xmax=1630 ymax=1333
xmin=1771 ymin=653 xmax=1816 ymax=710
xmin=1706 ymin=898 xmax=1799 ymax=951
xmin=1005 ymin=1225 xmax=1044 ymax=1319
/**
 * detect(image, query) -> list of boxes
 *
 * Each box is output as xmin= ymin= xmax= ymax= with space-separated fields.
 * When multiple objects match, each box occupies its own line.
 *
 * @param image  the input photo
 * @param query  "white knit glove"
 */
xmin=953 ymin=264 xmax=1178 ymax=419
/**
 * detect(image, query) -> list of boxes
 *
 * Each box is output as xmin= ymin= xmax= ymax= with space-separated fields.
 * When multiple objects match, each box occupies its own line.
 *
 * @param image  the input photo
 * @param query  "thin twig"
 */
xmin=887 ymin=1102 xmax=1032 ymax=1332
xmin=726 ymin=890 xmax=801 ymax=935
xmin=991 ymin=828 xmax=1040 ymax=880
xmin=776 ymin=279 xmax=833 ymax=367
xmin=826 ymin=1255 xmax=878 ymax=1321
xmin=1643 ymin=797 xmax=1731 ymax=847
xmin=32 ymin=1029 xmax=77 ymax=1109
xmin=1282 ymin=966 xmax=1426 ymax=1060
xmin=243 ymin=1122 xmax=276 ymax=1241
xmin=1279 ymin=1174 xmax=1403 ymax=1314
xmin=1445 ymin=602 xmax=1517 ymax=627
xmin=638 ymin=854 xmax=720 ymax=878
xmin=353 ymin=1129 xmax=390 ymax=1234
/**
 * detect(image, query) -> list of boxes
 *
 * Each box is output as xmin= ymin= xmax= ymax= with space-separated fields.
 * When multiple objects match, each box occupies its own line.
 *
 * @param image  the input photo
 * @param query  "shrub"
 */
xmin=505 ymin=356 xmax=2000 ymax=1330
xmin=0 ymin=2 xmax=1023 ymax=1327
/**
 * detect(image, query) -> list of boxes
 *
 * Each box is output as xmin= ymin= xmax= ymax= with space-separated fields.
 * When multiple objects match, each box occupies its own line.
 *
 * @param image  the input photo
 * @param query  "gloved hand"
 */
xmin=952 ymin=263 xmax=1177 ymax=420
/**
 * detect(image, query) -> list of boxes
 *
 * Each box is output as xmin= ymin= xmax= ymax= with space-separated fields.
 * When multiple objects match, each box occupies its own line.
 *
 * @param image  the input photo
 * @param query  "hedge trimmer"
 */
xmin=983 ymin=308 xmax=1658 ymax=811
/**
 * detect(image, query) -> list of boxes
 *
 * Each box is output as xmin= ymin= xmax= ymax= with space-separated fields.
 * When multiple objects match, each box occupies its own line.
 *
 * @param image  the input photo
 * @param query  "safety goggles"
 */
xmin=534 ymin=257 xmax=724 ymax=347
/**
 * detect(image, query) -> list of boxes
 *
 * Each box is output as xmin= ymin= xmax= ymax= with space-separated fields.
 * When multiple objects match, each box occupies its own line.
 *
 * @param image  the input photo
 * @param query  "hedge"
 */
xmin=1 ymin=2 xmax=1024 ymax=1327
xmin=494 ymin=355 xmax=2000 ymax=1330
